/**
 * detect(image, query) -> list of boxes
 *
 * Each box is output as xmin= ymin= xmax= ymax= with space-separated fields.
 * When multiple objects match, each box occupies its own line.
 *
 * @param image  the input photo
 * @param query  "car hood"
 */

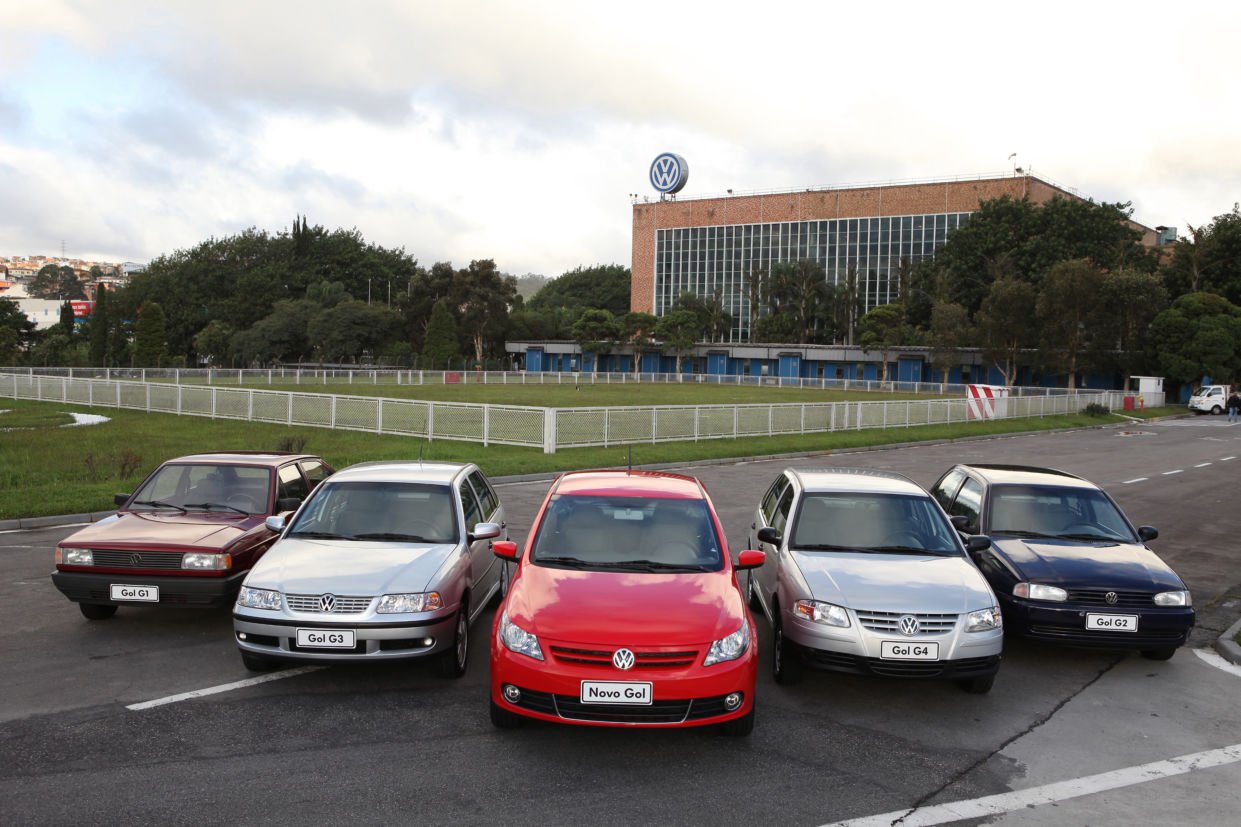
xmin=244 ymin=537 xmax=455 ymax=595
xmin=60 ymin=511 xmax=257 ymax=551
xmin=506 ymin=563 xmax=745 ymax=645
xmin=989 ymin=537 xmax=1186 ymax=590
xmin=793 ymin=551 xmax=995 ymax=613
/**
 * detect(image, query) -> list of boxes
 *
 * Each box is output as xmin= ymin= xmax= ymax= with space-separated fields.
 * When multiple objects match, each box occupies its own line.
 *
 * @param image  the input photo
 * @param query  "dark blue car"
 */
xmin=931 ymin=464 xmax=1194 ymax=660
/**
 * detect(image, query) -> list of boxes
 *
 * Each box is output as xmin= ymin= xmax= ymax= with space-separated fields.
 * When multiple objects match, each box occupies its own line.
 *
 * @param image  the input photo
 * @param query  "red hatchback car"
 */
xmin=489 ymin=470 xmax=764 ymax=735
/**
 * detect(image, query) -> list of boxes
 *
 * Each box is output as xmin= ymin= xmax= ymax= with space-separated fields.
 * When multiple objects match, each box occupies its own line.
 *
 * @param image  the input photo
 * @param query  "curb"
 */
xmin=0 ymin=511 xmax=115 ymax=532
xmin=1215 ymin=616 xmax=1241 ymax=666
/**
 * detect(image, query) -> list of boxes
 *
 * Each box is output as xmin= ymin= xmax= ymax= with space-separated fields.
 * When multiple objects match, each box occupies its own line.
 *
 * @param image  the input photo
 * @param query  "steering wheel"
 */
xmin=226 ymin=494 xmax=261 ymax=514
xmin=649 ymin=541 xmax=699 ymax=562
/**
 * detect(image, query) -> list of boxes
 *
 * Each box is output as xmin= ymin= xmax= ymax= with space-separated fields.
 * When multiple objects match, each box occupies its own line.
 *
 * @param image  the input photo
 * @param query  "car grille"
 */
xmin=284 ymin=594 xmax=373 ymax=614
xmin=802 ymin=649 xmax=999 ymax=679
xmin=510 ymin=688 xmax=738 ymax=724
xmin=549 ymin=645 xmax=700 ymax=669
xmin=90 ymin=550 xmax=184 ymax=569
xmin=1027 ymin=624 xmax=1188 ymax=645
xmin=855 ymin=609 xmax=958 ymax=636
xmin=1064 ymin=589 xmax=1153 ymax=607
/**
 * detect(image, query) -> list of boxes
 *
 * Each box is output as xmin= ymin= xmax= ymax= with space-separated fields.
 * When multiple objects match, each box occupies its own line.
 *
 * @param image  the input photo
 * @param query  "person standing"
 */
xmin=1227 ymin=389 xmax=1241 ymax=424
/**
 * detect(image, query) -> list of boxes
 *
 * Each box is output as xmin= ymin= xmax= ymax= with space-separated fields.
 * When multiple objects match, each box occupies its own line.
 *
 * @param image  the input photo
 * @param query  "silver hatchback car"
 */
xmin=748 ymin=468 xmax=1003 ymax=693
xmin=233 ymin=461 xmax=505 ymax=677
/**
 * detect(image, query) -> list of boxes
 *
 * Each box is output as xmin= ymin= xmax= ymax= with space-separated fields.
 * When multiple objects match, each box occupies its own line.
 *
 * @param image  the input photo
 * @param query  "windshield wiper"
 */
xmin=184 ymin=501 xmax=249 ymax=515
xmin=131 ymin=499 xmax=187 ymax=513
xmin=288 ymin=530 xmax=350 ymax=540
xmin=534 ymin=555 xmax=592 ymax=568
xmin=795 ymin=543 xmax=852 ymax=551
xmin=1055 ymin=532 xmax=1118 ymax=542
xmin=868 ymin=545 xmax=954 ymax=556
xmin=991 ymin=529 xmax=1057 ymax=539
xmin=351 ymin=532 xmax=435 ymax=542
xmin=607 ymin=559 xmax=713 ymax=572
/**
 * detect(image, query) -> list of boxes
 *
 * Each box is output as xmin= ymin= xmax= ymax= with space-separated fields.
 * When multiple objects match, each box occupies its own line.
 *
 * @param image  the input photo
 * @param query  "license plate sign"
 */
xmin=296 ymin=628 xmax=356 ymax=648
xmin=1086 ymin=613 xmax=1139 ymax=632
xmin=110 ymin=584 xmax=158 ymax=602
xmin=881 ymin=641 xmax=940 ymax=660
xmin=580 ymin=681 xmax=653 ymax=705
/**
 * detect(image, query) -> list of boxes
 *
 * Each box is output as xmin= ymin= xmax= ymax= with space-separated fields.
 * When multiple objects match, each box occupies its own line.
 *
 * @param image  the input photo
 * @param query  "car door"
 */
xmin=755 ymin=477 xmax=794 ymax=616
xmin=459 ymin=472 xmax=496 ymax=601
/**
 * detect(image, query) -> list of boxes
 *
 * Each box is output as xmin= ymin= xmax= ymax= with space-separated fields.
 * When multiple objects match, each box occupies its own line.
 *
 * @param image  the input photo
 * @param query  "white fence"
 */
xmin=0 ymin=371 xmax=1127 ymax=454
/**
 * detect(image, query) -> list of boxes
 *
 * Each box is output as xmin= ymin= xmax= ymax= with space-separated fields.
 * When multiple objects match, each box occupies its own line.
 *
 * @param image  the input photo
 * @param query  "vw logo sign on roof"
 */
xmin=649 ymin=153 xmax=688 ymax=194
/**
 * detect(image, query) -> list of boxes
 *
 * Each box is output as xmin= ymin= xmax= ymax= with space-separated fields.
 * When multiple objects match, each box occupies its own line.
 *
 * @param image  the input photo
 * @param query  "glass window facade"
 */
xmin=653 ymin=212 xmax=970 ymax=342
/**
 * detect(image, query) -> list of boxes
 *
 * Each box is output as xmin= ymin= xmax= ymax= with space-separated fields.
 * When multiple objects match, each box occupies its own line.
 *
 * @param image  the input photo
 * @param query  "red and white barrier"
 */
xmin=966 ymin=384 xmax=1010 ymax=420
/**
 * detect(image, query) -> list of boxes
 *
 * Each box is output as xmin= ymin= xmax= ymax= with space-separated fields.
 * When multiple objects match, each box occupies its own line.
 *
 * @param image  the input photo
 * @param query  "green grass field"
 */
xmin=0 ymin=395 xmax=1176 ymax=521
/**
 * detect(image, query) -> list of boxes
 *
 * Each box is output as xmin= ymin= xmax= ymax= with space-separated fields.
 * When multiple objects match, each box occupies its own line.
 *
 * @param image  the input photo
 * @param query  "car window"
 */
xmin=289 ymin=480 xmax=457 ymax=543
xmin=131 ymin=463 xmax=271 ymax=511
xmin=466 ymin=471 xmax=498 ymax=520
xmin=988 ymin=485 xmax=1136 ymax=541
xmin=460 ymin=478 xmax=483 ymax=528
xmin=761 ymin=476 xmax=788 ymax=523
xmin=792 ymin=492 xmax=961 ymax=554
xmin=277 ymin=464 xmax=309 ymax=503
xmin=771 ymin=486 xmax=795 ymax=533
xmin=531 ymin=494 xmax=723 ymax=571
xmin=301 ymin=460 xmax=330 ymax=489
xmin=932 ymin=469 xmax=965 ymax=510
xmin=949 ymin=478 xmax=983 ymax=533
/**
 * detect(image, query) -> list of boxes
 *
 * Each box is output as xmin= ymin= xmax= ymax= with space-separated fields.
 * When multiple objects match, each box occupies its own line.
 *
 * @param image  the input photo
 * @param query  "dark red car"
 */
xmin=52 ymin=452 xmax=333 ymax=620
xmin=489 ymin=470 xmax=765 ymax=735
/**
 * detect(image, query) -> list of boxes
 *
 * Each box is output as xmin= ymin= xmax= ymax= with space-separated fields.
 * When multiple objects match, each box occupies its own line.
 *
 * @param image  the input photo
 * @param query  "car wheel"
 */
xmin=959 ymin=674 xmax=995 ymax=694
xmin=1211 ymin=405 xmax=1223 ymax=415
xmin=1141 ymin=647 xmax=1177 ymax=661
xmin=718 ymin=707 xmax=755 ymax=737
xmin=241 ymin=651 xmax=278 ymax=672
xmin=490 ymin=697 xmax=525 ymax=729
xmin=436 ymin=598 xmax=469 ymax=679
xmin=772 ymin=612 xmax=803 ymax=685
xmin=79 ymin=603 xmax=117 ymax=620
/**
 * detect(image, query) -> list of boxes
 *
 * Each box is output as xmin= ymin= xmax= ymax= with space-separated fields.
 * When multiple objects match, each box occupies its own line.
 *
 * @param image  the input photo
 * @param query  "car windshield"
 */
xmin=287 ymin=480 xmax=458 ymax=543
xmin=791 ymin=492 xmax=962 ymax=556
xmin=531 ymin=494 xmax=723 ymax=572
xmin=129 ymin=463 xmax=271 ymax=514
xmin=987 ymin=485 xmax=1137 ymax=542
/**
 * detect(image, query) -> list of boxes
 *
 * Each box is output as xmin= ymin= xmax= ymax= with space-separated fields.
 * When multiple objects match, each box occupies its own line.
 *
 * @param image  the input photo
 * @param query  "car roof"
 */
xmin=954 ymin=464 xmax=1097 ymax=490
xmin=553 ymin=469 xmax=706 ymax=499
xmin=789 ymin=467 xmax=927 ymax=496
xmin=167 ymin=452 xmax=319 ymax=467
xmin=327 ymin=460 xmax=469 ymax=485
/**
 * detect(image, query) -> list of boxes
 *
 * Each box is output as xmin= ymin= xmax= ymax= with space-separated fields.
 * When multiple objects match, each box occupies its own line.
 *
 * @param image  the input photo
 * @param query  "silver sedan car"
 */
xmin=747 ymin=468 xmax=1003 ymax=693
xmin=233 ymin=461 xmax=505 ymax=677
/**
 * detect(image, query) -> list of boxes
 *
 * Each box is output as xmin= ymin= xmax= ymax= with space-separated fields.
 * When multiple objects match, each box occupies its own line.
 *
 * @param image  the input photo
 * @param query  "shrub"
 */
xmin=1083 ymin=402 xmax=1110 ymax=416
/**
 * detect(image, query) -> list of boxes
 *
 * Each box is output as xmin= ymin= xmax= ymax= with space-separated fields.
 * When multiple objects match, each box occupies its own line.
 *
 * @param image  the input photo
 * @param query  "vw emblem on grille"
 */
xmin=319 ymin=594 xmax=337 ymax=613
xmin=129 ymin=553 xmax=143 ymax=566
xmin=1105 ymin=592 xmax=1119 ymax=605
xmin=612 ymin=648 xmax=636 ymax=671
xmin=898 ymin=615 xmax=920 ymax=636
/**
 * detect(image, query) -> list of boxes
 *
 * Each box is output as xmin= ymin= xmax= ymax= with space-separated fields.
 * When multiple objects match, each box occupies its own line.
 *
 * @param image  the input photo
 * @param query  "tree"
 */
xmin=307 ymin=300 xmax=401 ymax=364
xmin=653 ymin=309 xmax=699 ymax=374
xmin=834 ymin=264 xmax=862 ymax=345
xmin=745 ymin=264 xmax=767 ymax=340
xmin=527 ymin=264 xmax=630 ymax=316
xmin=29 ymin=265 xmax=84 ymax=300
xmin=1036 ymin=259 xmax=1105 ymax=389
xmin=1097 ymin=268 xmax=1169 ymax=386
xmin=422 ymin=300 xmax=460 ymax=368
xmin=132 ymin=302 xmax=169 ymax=367
xmin=1150 ymin=292 xmax=1241 ymax=386
xmin=856 ymin=304 xmax=914 ymax=384
xmin=59 ymin=301 xmax=76 ymax=333
xmin=927 ymin=302 xmax=971 ymax=390
xmin=571 ymin=309 xmax=620 ymax=366
xmin=977 ymin=278 xmax=1038 ymax=386
xmin=771 ymin=259 xmax=826 ymax=344
xmin=0 ymin=297 xmax=36 ymax=360
xmin=452 ymin=259 xmax=518 ymax=362
xmin=89 ymin=284 xmax=109 ymax=365
xmin=702 ymin=288 xmax=734 ymax=343
xmin=1164 ymin=206 xmax=1241 ymax=305
xmin=193 ymin=320 xmax=234 ymax=366
xmin=0 ymin=326 xmax=18 ymax=365
xmin=621 ymin=311 xmax=657 ymax=376
xmin=230 ymin=299 xmax=319 ymax=365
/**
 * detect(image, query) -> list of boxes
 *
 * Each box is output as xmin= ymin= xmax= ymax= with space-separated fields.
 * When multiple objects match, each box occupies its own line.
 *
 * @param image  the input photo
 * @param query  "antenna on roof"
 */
xmin=627 ymin=445 xmax=632 ymax=475
xmin=418 ymin=445 xmax=423 ymax=467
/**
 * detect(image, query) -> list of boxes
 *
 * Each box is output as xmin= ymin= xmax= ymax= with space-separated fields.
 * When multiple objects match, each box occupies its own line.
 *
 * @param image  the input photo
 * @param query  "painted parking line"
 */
xmin=1194 ymin=647 xmax=1241 ymax=678
xmin=1122 ymin=477 xmax=1148 ymax=484
xmin=1162 ymin=469 xmax=1183 ymax=475
xmin=1223 ymin=456 xmax=1236 ymax=461
xmin=126 ymin=666 xmax=324 ymax=711
xmin=823 ymin=742 xmax=1241 ymax=827
xmin=1194 ymin=462 xmax=1212 ymax=468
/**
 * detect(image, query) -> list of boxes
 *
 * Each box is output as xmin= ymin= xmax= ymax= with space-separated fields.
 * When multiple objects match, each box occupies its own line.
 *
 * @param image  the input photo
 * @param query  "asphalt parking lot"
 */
xmin=3 ymin=419 xmax=1240 ymax=825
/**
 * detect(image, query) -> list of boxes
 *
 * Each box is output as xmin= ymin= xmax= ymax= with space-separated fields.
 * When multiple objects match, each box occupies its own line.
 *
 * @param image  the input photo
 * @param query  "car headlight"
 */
xmin=965 ymin=606 xmax=1002 ymax=632
xmin=704 ymin=622 xmax=751 ymax=666
xmin=376 ymin=592 xmax=444 ymax=614
xmin=182 ymin=552 xmax=232 ymax=570
xmin=236 ymin=586 xmax=282 ymax=611
xmin=498 ymin=611 xmax=544 ymax=661
xmin=1154 ymin=590 xmax=1191 ymax=607
xmin=794 ymin=599 xmax=851 ymax=628
xmin=1013 ymin=583 xmax=1067 ymax=602
xmin=58 ymin=547 xmax=93 ymax=566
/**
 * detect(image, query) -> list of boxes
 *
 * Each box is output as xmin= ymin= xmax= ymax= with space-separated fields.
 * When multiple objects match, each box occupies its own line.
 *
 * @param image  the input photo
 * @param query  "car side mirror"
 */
xmin=736 ymin=549 xmax=766 ymax=570
xmin=756 ymin=526 xmax=781 ymax=546
xmin=965 ymin=534 xmax=991 ymax=552
xmin=265 ymin=515 xmax=287 ymax=533
xmin=276 ymin=497 xmax=302 ymax=513
xmin=469 ymin=522 xmax=503 ymax=544
xmin=950 ymin=515 xmax=971 ymax=533
xmin=492 ymin=540 xmax=519 ymax=561
xmin=1137 ymin=526 xmax=1158 ymax=542
xmin=114 ymin=493 xmax=130 ymax=507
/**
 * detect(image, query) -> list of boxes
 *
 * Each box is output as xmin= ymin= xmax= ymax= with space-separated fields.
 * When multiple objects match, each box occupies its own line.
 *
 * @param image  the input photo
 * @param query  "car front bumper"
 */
xmin=1000 ymin=596 xmax=1194 ymax=649
xmin=232 ymin=611 xmax=457 ymax=663
xmin=52 ymin=570 xmax=247 ymax=609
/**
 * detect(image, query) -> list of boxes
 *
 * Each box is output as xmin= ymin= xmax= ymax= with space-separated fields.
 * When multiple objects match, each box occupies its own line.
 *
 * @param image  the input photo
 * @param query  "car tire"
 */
xmin=436 ymin=597 xmax=470 ymax=679
xmin=718 ymin=707 xmax=755 ymax=737
xmin=1211 ymin=405 xmax=1223 ymax=415
xmin=79 ymin=603 xmax=117 ymax=620
xmin=490 ymin=697 xmax=525 ymax=729
xmin=959 ymin=674 xmax=995 ymax=694
xmin=241 ymin=651 xmax=278 ymax=672
xmin=772 ymin=612 xmax=803 ymax=685
xmin=1141 ymin=647 xmax=1177 ymax=661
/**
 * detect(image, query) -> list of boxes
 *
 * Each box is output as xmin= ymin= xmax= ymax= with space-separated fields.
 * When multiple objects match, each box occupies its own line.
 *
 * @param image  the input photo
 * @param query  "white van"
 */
xmin=1187 ymin=384 xmax=1230 ymax=414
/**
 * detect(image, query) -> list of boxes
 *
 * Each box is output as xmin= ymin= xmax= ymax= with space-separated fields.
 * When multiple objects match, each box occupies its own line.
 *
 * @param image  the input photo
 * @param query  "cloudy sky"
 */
xmin=2 ymin=1 xmax=1239 ymax=277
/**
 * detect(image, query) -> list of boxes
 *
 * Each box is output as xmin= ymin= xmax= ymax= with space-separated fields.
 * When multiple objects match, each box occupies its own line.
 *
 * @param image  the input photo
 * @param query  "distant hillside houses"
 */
xmin=0 ymin=254 xmax=143 ymax=330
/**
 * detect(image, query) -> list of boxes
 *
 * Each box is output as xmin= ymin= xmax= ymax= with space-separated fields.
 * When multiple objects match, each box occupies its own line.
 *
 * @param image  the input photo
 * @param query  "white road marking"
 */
xmin=1122 ymin=477 xmax=1148 ymax=484
xmin=1162 ymin=469 xmax=1183 ymax=475
xmin=126 ymin=666 xmax=324 ymax=710
xmin=1194 ymin=462 xmax=1212 ymax=467
xmin=1222 ymin=456 xmax=1236 ymax=461
xmin=823 ymin=742 xmax=1241 ymax=827
xmin=1194 ymin=647 xmax=1241 ymax=678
